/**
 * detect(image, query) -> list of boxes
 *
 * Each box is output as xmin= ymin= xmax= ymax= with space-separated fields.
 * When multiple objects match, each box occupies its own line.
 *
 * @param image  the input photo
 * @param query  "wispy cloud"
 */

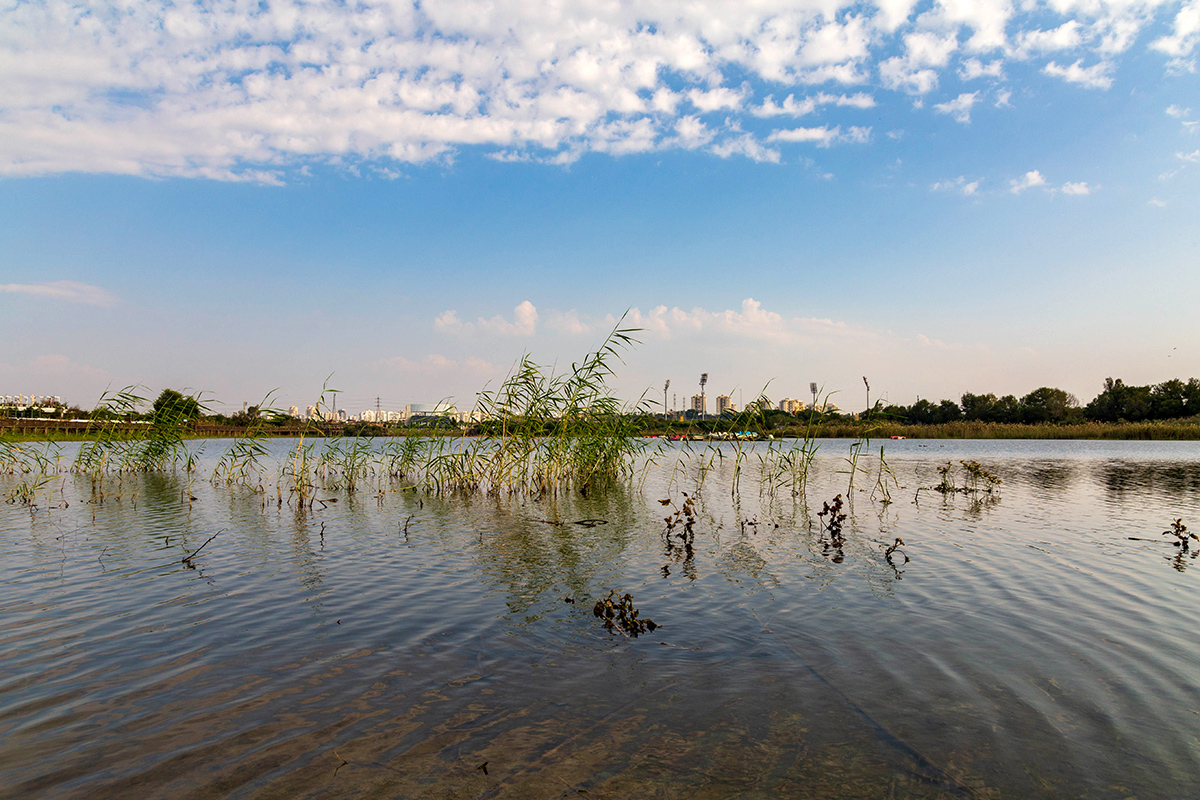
xmin=766 ymin=125 xmax=871 ymax=147
xmin=434 ymin=301 xmax=539 ymax=337
xmin=0 ymin=281 xmax=117 ymax=306
xmin=932 ymin=176 xmax=980 ymax=195
xmin=1043 ymin=60 xmax=1114 ymax=90
xmin=934 ymin=92 xmax=979 ymax=124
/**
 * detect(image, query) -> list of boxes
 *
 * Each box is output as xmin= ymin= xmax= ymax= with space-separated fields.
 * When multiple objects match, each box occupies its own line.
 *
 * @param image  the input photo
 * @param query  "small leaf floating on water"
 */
xmin=476 ymin=761 xmax=488 ymax=775
xmin=563 ymin=596 xmax=575 ymax=603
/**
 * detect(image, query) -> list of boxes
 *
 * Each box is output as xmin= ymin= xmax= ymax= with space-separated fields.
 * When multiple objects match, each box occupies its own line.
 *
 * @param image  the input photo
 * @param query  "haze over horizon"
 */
xmin=2 ymin=0 xmax=1198 ymax=414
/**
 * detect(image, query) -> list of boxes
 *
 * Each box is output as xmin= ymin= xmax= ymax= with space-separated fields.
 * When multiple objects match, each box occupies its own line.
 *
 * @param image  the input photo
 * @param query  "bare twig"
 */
xmin=182 ymin=529 xmax=224 ymax=567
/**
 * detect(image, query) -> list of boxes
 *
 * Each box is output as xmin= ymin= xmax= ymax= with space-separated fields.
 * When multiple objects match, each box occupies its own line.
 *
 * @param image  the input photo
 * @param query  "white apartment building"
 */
xmin=778 ymin=398 xmax=805 ymax=414
xmin=716 ymin=395 xmax=736 ymax=415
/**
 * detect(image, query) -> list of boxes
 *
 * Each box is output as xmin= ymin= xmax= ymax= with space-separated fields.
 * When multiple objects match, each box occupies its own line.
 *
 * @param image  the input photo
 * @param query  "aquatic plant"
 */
xmin=959 ymin=459 xmax=1001 ymax=492
xmin=592 ymin=590 xmax=657 ymax=637
xmin=884 ymin=537 xmax=908 ymax=564
xmin=815 ymin=494 xmax=849 ymax=562
xmin=757 ymin=390 xmax=826 ymax=501
xmin=420 ymin=318 xmax=651 ymax=496
xmin=1163 ymin=518 xmax=1198 ymax=550
xmin=1 ymin=439 xmax=61 ymax=508
xmin=870 ymin=445 xmax=898 ymax=504
xmin=212 ymin=392 xmax=282 ymax=489
xmin=929 ymin=460 xmax=1001 ymax=497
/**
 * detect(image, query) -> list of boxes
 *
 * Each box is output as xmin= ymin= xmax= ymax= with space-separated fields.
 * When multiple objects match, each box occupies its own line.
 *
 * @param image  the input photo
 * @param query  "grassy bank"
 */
xmin=7 ymin=417 xmax=1200 ymax=442
xmin=796 ymin=419 xmax=1200 ymax=440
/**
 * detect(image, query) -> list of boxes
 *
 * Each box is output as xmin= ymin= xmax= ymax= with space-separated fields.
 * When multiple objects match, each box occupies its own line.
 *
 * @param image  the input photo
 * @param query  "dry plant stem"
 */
xmin=182 ymin=529 xmax=224 ymax=566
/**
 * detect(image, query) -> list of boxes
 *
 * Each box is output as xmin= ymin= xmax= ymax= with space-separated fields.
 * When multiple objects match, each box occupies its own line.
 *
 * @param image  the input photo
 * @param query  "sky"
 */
xmin=1 ymin=0 xmax=1198 ymax=416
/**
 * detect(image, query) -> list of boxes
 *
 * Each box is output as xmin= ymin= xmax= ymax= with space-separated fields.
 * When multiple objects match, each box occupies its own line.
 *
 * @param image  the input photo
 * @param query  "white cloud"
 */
xmin=1014 ymin=22 xmax=1083 ymax=58
xmin=545 ymin=309 xmax=592 ymax=335
xmin=1061 ymin=181 xmax=1092 ymax=194
xmin=1043 ymin=60 xmax=1114 ymax=90
xmin=1179 ymin=149 xmax=1200 ymax=161
xmin=1149 ymin=196 xmax=1168 ymax=206
xmin=1166 ymin=104 xmax=1199 ymax=134
xmin=934 ymin=92 xmax=979 ymax=123
xmin=1152 ymin=0 xmax=1200 ymax=64
xmin=0 ymin=0 xmax=1186 ymax=178
xmin=959 ymin=58 xmax=1005 ymax=80
xmin=625 ymin=298 xmax=877 ymax=349
xmin=0 ymin=281 xmax=117 ymax=306
xmin=995 ymin=88 xmax=1013 ymax=107
xmin=687 ymin=86 xmax=746 ymax=113
xmin=767 ymin=125 xmax=871 ymax=146
xmin=434 ymin=300 xmax=539 ymax=337
xmin=1010 ymin=170 xmax=1047 ymax=193
xmin=710 ymin=134 xmax=781 ymax=163
xmin=752 ymin=92 xmax=875 ymax=118
xmin=931 ymin=176 xmax=980 ymax=195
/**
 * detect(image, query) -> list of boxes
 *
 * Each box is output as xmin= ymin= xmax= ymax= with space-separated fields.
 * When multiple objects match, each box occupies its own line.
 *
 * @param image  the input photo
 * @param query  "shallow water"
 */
xmin=2 ymin=438 xmax=1200 ymax=799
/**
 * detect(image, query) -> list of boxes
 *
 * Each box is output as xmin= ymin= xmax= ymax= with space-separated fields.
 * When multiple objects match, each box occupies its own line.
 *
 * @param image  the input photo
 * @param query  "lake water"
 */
xmin=2 ymin=438 xmax=1199 ymax=799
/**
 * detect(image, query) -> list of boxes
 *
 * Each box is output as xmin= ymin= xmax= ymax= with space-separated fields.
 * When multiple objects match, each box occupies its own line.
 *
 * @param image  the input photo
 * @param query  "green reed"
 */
xmin=758 ymin=391 xmax=825 ymax=501
xmin=413 ymin=319 xmax=651 ymax=496
xmin=212 ymin=391 xmax=281 ymax=490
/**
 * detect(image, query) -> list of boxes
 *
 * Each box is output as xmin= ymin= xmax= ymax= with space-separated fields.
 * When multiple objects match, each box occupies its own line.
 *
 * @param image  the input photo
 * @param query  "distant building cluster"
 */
xmin=715 ymin=394 xmax=736 ymax=415
xmin=776 ymin=398 xmax=838 ymax=414
xmin=288 ymin=402 xmax=483 ymax=425
xmin=1 ymin=394 xmax=64 ymax=413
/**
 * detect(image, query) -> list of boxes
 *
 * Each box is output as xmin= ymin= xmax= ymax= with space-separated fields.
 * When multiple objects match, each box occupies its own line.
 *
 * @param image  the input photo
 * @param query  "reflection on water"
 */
xmin=3 ymin=438 xmax=1200 ymax=798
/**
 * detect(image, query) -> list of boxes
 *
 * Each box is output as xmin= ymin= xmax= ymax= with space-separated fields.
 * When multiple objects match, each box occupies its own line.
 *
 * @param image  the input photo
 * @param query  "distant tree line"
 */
xmin=874 ymin=378 xmax=1200 ymax=425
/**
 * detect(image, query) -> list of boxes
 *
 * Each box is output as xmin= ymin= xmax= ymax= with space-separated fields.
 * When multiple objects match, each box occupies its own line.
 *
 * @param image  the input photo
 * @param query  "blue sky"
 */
xmin=1 ymin=0 xmax=1198 ymax=415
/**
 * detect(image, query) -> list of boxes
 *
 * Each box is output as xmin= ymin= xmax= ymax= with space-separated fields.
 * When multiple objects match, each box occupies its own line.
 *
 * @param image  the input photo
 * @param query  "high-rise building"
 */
xmin=690 ymin=394 xmax=706 ymax=415
xmin=778 ymin=398 xmax=804 ymax=414
xmin=716 ymin=395 xmax=735 ymax=415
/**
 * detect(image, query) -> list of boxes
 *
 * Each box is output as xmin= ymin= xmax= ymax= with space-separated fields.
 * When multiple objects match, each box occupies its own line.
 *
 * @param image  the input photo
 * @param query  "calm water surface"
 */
xmin=2 ymin=438 xmax=1200 ymax=799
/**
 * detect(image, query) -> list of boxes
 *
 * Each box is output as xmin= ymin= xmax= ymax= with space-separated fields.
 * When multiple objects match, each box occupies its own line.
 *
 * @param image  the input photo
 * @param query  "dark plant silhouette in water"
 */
xmin=884 ymin=537 xmax=909 ymax=564
xmin=817 ymin=494 xmax=847 ymax=563
xmin=920 ymin=460 xmax=1002 ymax=501
xmin=883 ymin=536 xmax=909 ymax=579
xmin=593 ymin=590 xmax=657 ymax=636
xmin=659 ymin=494 xmax=697 ymax=578
xmin=1127 ymin=518 xmax=1200 ymax=571
xmin=1163 ymin=518 xmax=1197 ymax=550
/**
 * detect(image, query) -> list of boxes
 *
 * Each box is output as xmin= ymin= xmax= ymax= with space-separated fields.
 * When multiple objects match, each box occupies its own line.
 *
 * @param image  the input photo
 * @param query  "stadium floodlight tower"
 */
xmin=810 ymin=382 xmax=818 ymax=411
xmin=664 ymin=379 xmax=670 ymax=417
xmin=699 ymin=373 xmax=708 ymax=420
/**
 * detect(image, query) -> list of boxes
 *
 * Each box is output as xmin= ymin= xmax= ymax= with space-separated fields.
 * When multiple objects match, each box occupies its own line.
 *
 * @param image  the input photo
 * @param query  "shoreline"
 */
xmin=7 ymin=418 xmax=1200 ymax=442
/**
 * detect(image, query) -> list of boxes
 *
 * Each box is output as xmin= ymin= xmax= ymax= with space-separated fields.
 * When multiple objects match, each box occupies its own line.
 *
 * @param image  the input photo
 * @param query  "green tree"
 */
xmin=1086 ymin=378 xmax=1152 ymax=422
xmin=1019 ymin=387 xmax=1078 ymax=423
xmin=961 ymin=392 xmax=998 ymax=421
xmin=152 ymin=389 xmax=202 ymax=423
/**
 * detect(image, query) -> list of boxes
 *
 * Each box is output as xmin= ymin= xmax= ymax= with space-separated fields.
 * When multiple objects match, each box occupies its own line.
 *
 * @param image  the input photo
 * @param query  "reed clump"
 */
xmin=415 ymin=320 xmax=652 ymax=496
